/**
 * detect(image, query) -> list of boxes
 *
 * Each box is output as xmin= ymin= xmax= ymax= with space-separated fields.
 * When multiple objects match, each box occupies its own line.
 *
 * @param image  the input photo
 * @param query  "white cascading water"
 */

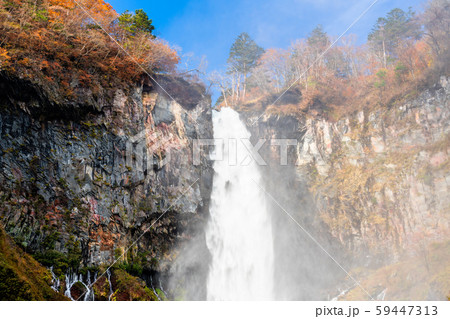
xmin=106 ymin=269 xmax=114 ymax=301
xmin=49 ymin=266 xmax=60 ymax=292
xmin=205 ymin=107 xmax=275 ymax=300
xmin=64 ymin=272 xmax=93 ymax=301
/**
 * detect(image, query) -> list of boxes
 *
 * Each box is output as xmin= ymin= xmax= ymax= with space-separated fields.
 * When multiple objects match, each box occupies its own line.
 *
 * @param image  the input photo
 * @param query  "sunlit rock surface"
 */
xmin=240 ymin=77 xmax=449 ymax=299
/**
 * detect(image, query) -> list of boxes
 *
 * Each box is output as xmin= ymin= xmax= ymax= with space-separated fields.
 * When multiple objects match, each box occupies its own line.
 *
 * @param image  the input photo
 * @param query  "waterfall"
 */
xmin=205 ymin=107 xmax=275 ymax=300
xmin=64 ymin=271 xmax=95 ymax=301
xmin=85 ymin=270 xmax=95 ymax=301
xmin=150 ymin=276 xmax=161 ymax=301
xmin=158 ymin=277 xmax=168 ymax=298
xmin=49 ymin=266 xmax=60 ymax=292
xmin=106 ymin=269 xmax=114 ymax=301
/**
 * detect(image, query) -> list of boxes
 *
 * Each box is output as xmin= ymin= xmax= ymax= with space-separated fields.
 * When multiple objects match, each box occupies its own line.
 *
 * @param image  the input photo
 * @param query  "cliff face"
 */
xmin=1 ymin=66 xmax=448 ymax=300
xmin=299 ymin=79 xmax=449 ymax=262
xmin=241 ymin=77 xmax=450 ymax=299
xmin=0 ymin=73 xmax=213 ymax=279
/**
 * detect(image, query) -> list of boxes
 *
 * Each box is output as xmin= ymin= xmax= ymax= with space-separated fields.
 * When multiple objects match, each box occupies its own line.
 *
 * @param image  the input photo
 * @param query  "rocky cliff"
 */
xmin=0 ymin=72 xmax=214 ymax=298
xmin=1 ymin=67 xmax=449 ymax=300
xmin=239 ymin=76 xmax=450 ymax=300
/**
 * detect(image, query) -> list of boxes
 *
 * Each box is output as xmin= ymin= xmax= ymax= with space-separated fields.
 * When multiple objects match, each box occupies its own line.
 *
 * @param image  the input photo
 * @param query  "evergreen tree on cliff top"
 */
xmin=368 ymin=8 xmax=421 ymax=67
xmin=307 ymin=25 xmax=329 ymax=51
xmin=118 ymin=9 xmax=155 ymax=37
xmin=227 ymin=32 xmax=264 ymax=98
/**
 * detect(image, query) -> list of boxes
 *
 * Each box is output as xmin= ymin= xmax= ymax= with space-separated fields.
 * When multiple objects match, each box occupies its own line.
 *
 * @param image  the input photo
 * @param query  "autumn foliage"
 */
xmin=222 ymin=1 xmax=449 ymax=120
xmin=241 ymin=33 xmax=434 ymax=120
xmin=0 ymin=0 xmax=179 ymax=101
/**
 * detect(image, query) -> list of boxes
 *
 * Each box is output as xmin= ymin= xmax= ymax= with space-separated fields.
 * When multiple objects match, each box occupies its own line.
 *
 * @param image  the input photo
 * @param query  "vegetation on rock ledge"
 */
xmin=0 ymin=0 xmax=179 ymax=102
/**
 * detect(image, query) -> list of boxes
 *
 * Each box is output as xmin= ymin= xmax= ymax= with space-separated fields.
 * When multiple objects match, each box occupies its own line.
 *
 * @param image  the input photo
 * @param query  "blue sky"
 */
xmin=107 ymin=0 xmax=426 ymax=74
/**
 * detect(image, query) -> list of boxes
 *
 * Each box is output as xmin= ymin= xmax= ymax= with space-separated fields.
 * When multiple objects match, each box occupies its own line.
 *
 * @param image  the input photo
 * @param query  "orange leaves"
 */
xmin=17 ymin=57 xmax=31 ymax=67
xmin=39 ymin=60 xmax=50 ymax=70
xmin=47 ymin=0 xmax=117 ymax=30
xmin=78 ymin=70 xmax=92 ymax=86
xmin=0 ymin=48 xmax=9 ymax=59
xmin=77 ymin=0 xmax=118 ymax=29
xmin=117 ymin=34 xmax=179 ymax=75
xmin=0 ymin=47 xmax=10 ymax=70
xmin=48 ymin=0 xmax=75 ymax=9
xmin=342 ymin=85 xmax=355 ymax=100
xmin=37 ymin=59 xmax=61 ymax=74
xmin=47 ymin=0 xmax=76 ymax=24
xmin=44 ymin=0 xmax=177 ymax=76
xmin=399 ymin=40 xmax=432 ymax=74
xmin=142 ymin=38 xmax=179 ymax=72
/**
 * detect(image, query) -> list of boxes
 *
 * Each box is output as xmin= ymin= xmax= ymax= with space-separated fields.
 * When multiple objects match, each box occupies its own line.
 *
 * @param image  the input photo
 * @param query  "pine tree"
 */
xmin=227 ymin=32 xmax=264 ymax=99
xmin=368 ymin=8 xmax=421 ymax=67
xmin=307 ymin=25 xmax=329 ymax=51
xmin=133 ymin=9 xmax=154 ymax=34
xmin=118 ymin=9 xmax=155 ymax=37
xmin=304 ymin=25 xmax=331 ymax=80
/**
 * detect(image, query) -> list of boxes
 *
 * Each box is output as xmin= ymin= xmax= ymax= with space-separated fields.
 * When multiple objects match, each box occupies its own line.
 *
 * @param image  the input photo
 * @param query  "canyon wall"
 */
xmin=241 ymin=77 xmax=450 ymax=299
xmin=0 ymin=73 xmax=213 ymax=281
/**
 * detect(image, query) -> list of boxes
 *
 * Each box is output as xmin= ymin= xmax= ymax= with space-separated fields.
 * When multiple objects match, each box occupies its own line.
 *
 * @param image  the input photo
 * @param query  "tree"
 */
xmin=208 ymin=70 xmax=231 ymax=107
xmin=290 ymin=39 xmax=311 ymax=90
xmin=306 ymin=25 xmax=330 ymax=79
xmin=133 ymin=9 xmax=154 ymax=34
xmin=307 ymin=25 xmax=329 ymax=51
xmin=326 ymin=46 xmax=351 ymax=78
xmin=368 ymin=8 xmax=421 ymax=67
xmin=338 ymin=35 xmax=361 ymax=78
xmin=227 ymin=32 xmax=264 ymax=99
xmin=422 ymin=0 xmax=450 ymax=74
xmin=118 ymin=9 xmax=155 ymax=38
xmin=253 ymin=48 xmax=291 ymax=92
